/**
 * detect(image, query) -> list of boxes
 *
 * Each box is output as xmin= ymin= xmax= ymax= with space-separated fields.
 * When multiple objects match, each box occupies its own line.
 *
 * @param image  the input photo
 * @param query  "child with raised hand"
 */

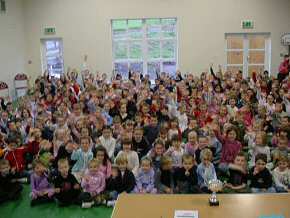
xmin=155 ymin=156 xmax=174 ymax=194
xmin=54 ymin=158 xmax=81 ymax=206
xmin=197 ymin=149 xmax=217 ymax=193
xmin=165 ymin=134 xmax=184 ymax=169
xmin=71 ymin=137 xmax=94 ymax=182
xmin=30 ymin=159 xmax=55 ymax=206
xmin=224 ymin=152 xmax=248 ymax=193
xmin=97 ymin=126 xmax=116 ymax=160
xmin=147 ymin=139 xmax=166 ymax=170
xmin=80 ymin=159 xmax=106 ymax=208
xmin=249 ymin=153 xmax=276 ymax=193
xmin=215 ymin=125 xmax=243 ymax=173
xmin=174 ymin=154 xmax=199 ymax=194
xmin=0 ymin=159 xmax=23 ymax=204
xmin=94 ymin=145 xmax=112 ymax=179
xmin=134 ymin=157 xmax=157 ymax=194
xmin=115 ymin=139 xmax=139 ymax=176
xmin=272 ymin=155 xmax=290 ymax=193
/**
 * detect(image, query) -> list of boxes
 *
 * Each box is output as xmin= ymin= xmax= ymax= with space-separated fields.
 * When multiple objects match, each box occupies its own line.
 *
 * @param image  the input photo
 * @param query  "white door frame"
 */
xmin=225 ymin=32 xmax=271 ymax=78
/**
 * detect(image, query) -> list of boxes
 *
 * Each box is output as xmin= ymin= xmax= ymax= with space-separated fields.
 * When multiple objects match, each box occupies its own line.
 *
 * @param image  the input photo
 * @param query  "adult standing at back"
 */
xmin=278 ymin=54 xmax=290 ymax=83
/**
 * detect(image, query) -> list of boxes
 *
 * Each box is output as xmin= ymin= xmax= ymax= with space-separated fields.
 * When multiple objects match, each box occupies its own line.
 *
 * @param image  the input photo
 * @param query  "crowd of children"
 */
xmin=0 ymin=55 xmax=290 ymax=208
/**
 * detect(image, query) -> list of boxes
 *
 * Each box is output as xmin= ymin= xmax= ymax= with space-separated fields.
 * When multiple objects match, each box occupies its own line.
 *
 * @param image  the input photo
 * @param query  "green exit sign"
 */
xmin=44 ymin=27 xmax=56 ymax=35
xmin=242 ymin=20 xmax=254 ymax=29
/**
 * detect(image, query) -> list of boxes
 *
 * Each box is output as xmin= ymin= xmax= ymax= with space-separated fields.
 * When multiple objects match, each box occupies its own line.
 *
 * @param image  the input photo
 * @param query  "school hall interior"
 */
xmin=0 ymin=0 xmax=290 ymax=218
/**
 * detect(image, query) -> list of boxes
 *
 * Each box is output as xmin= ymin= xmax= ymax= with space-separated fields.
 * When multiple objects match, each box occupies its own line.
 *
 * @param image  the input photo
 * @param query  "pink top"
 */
xmin=99 ymin=160 xmax=112 ymax=178
xmin=218 ymin=134 xmax=242 ymax=164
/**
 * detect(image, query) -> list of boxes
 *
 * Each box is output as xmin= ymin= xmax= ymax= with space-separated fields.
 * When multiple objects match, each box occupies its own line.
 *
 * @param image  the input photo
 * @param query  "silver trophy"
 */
xmin=208 ymin=179 xmax=223 ymax=206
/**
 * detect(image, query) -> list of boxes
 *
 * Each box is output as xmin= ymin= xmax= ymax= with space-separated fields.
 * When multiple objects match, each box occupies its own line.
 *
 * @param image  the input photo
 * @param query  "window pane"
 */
xmin=128 ymin=28 xmax=142 ymax=39
xmin=148 ymin=40 xmax=160 ymax=58
xmin=248 ymin=65 xmax=264 ymax=78
xmin=226 ymin=66 xmax=243 ymax=73
xmin=147 ymin=62 xmax=160 ymax=79
xmin=227 ymin=36 xmax=243 ymax=49
xmin=162 ymin=61 xmax=176 ymax=76
xmin=114 ymin=42 xmax=127 ymax=59
xmin=114 ymin=62 xmax=129 ymax=78
xmin=112 ymin=20 xmax=127 ymax=30
xmin=128 ymin=19 xmax=142 ymax=28
xmin=249 ymin=51 xmax=264 ymax=64
xmin=113 ymin=29 xmax=127 ymax=39
xmin=146 ymin=19 xmax=161 ymax=38
xmin=129 ymin=42 xmax=142 ymax=59
xmin=129 ymin=62 xmax=143 ymax=73
xmin=249 ymin=35 xmax=265 ymax=49
xmin=146 ymin=19 xmax=160 ymax=25
xmin=162 ymin=40 xmax=175 ymax=58
xmin=128 ymin=19 xmax=143 ymax=39
xmin=162 ymin=18 xmax=176 ymax=38
xmin=227 ymin=51 xmax=243 ymax=64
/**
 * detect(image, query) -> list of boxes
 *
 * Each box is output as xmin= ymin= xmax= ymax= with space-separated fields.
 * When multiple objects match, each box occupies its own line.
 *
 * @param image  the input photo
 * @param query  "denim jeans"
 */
xmin=251 ymin=187 xmax=276 ymax=193
xmin=275 ymin=186 xmax=288 ymax=193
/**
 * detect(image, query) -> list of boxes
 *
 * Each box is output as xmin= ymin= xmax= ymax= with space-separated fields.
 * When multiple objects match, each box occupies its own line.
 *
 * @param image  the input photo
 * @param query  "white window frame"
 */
xmin=225 ymin=33 xmax=271 ymax=78
xmin=40 ymin=38 xmax=65 ymax=78
xmin=111 ymin=18 xmax=178 ymax=79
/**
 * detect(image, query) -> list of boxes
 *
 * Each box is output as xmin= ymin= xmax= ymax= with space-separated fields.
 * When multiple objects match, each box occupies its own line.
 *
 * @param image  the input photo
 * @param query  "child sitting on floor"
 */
xmin=249 ymin=153 xmax=276 ymax=193
xmin=155 ymin=155 xmax=174 ymax=194
xmin=147 ymin=139 xmax=166 ymax=171
xmin=105 ymin=165 xmax=123 ymax=206
xmin=224 ymin=152 xmax=248 ymax=193
xmin=71 ymin=137 xmax=94 ymax=182
xmin=0 ymin=159 xmax=23 ymax=204
xmin=80 ymin=159 xmax=106 ymax=208
xmin=165 ymin=134 xmax=184 ymax=169
xmin=134 ymin=157 xmax=157 ymax=194
xmin=197 ymin=148 xmax=217 ymax=193
xmin=54 ymin=158 xmax=81 ymax=206
xmin=174 ymin=154 xmax=199 ymax=194
xmin=115 ymin=140 xmax=139 ymax=176
xmin=30 ymin=159 xmax=55 ymax=206
xmin=272 ymin=154 xmax=290 ymax=192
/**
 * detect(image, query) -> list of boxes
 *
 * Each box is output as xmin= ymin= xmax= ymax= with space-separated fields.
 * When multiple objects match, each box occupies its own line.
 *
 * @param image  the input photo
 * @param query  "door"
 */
xmin=41 ymin=38 xmax=64 ymax=78
xmin=226 ymin=33 xmax=271 ymax=78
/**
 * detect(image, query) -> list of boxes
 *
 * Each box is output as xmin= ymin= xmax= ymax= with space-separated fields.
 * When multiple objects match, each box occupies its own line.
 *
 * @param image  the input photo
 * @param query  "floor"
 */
xmin=1 ymin=185 xmax=113 ymax=218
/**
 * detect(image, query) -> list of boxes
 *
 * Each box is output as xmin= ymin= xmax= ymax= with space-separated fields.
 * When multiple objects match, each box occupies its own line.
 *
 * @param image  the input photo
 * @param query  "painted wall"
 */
xmin=0 ymin=0 xmax=25 ymax=97
xmin=2 ymin=0 xmax=290 ymax=83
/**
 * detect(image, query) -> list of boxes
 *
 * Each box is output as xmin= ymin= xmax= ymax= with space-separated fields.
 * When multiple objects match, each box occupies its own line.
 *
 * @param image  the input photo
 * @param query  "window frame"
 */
xmin=111 ymin=18 xmax=178 ymax=79
xmin=40 ymin=38 xmax=65 ymax=78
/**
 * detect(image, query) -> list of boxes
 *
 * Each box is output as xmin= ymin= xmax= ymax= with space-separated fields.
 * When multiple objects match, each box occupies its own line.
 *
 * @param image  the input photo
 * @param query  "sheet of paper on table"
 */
xmin=259 ymin=215 xmax=285 ymax=218
xmin=174 ymin=210 xmax=198 ymax=218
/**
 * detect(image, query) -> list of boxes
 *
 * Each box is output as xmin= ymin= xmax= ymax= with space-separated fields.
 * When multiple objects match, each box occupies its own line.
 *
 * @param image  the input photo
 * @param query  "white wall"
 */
xmin=0 ymin=0 xmax=25 ymax=97
xmin=7 ymin=0 xmax=290 ymax=81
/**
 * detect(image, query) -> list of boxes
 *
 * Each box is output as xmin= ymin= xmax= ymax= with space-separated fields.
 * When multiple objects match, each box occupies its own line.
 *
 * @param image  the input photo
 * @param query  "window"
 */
xmin=112 ymin=18 xmax=178 ymax=79
xmin=41 ymin=39 xmax=64 ymax=78
xmin=225 ymin=33 xmax=271 ymax=78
